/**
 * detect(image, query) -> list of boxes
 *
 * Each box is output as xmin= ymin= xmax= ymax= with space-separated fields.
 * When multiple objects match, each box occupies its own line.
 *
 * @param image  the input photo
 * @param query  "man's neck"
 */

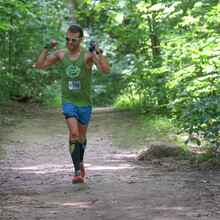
xmin=68 ymin=46 xmax=82 ymax=54
xmin=67 ymin=46 xmax=82 ymax=61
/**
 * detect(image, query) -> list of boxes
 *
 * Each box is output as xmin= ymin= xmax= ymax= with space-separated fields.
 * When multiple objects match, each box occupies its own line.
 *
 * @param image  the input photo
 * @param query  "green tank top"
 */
xmin=61 ymin=47 xmax=93 ymax=107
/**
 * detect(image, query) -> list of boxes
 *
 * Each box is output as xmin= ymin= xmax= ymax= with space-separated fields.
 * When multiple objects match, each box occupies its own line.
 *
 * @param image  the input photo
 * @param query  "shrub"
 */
xmin=179 ymin=93 xmax=220 ymax=153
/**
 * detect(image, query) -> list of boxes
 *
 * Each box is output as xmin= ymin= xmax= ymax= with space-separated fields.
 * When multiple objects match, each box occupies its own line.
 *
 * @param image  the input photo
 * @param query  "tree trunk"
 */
xmin=147 ymin=0 xmax=161 ymax=61
xmin=8 ymin=16 xmax=13 ymax=101
xmin=69 ymin=1 xmax=77 ymax=24
xmin=146 ymin=0 xmax=167 ymax=106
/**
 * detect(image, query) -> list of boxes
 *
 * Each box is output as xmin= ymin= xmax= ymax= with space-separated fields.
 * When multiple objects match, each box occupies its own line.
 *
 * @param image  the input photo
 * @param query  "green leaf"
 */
xmin=185 ymin=138 xmax=190 ymax=145
xmin=196 ymin=139 xmax=201 ymax=146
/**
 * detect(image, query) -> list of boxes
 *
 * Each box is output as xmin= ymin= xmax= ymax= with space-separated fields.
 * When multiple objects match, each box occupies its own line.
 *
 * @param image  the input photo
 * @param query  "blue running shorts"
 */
xmin=61 ymin=102 xmax=92 ymax=125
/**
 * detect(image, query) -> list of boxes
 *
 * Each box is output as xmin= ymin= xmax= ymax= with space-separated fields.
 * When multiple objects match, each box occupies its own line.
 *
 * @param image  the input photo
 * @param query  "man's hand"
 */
xmin=45 ymin=39 xmax=58 ymax=50
xmin=50 ymin=39 xmax=58 ymax=49
xmin=93 ymin=41 xmax=100 ymax=52
xmin=88 ymin=39 xmax=99 ymax=53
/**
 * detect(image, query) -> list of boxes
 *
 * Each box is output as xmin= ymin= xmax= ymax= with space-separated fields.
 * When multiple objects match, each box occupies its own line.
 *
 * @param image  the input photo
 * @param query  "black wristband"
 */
xmin=96 ymin=49 xmax=103 ymax=54
xmin=44 ymin=47 xmax=51 ymax=50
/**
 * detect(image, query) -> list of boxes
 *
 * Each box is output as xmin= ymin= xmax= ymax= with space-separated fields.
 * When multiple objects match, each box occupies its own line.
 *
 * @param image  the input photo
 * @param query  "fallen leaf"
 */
xmin=196 ymin=213 xmax=209 ymax=217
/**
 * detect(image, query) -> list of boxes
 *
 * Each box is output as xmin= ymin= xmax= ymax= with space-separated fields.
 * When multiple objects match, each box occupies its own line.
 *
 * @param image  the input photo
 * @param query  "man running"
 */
xmin=35 ymin=25 xmax=110 ymax=184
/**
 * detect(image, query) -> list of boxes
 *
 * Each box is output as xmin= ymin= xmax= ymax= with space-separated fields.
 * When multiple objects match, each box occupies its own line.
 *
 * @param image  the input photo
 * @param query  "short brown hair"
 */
xmin=67 ymin=25 xmax=83 ymax=38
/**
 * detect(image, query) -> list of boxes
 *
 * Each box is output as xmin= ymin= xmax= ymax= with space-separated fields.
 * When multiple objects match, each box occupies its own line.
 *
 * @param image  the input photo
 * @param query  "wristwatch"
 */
xmin=96 ymin=49 xmax=103 ymax=54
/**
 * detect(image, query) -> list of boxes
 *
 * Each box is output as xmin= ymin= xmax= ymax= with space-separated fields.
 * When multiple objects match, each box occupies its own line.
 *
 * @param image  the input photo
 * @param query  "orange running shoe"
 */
xmin=81 ymin=163 xmax=85 ymax=178
xmin=72 ymin=172 xmax=84 ymax=184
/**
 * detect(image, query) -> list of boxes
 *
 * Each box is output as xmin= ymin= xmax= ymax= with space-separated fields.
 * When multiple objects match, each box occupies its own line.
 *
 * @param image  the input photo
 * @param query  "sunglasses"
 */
xmin=65 ymin=37 xmax=82 ymax=43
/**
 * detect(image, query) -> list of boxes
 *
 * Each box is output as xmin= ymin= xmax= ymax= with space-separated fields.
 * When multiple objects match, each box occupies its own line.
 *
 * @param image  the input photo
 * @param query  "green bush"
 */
xmin=179 ymin=93 xmax=220 ymax=152
xmin=0 ymin=72 xmax=10 ymax=103
xmin=92 ymin=60 xmax=127 ymax=107
xmin=32 ymin=80 xmax=61 ymax=108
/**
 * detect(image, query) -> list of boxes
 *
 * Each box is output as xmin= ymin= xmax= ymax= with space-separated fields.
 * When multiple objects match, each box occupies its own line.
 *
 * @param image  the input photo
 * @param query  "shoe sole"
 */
xmin=72 ymin=177 xmax=84 ymax=184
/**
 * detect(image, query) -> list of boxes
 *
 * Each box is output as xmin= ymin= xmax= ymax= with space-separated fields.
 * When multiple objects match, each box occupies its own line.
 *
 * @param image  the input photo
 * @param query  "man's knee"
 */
xmin=69 ymin=130 xmax=79 ymax=141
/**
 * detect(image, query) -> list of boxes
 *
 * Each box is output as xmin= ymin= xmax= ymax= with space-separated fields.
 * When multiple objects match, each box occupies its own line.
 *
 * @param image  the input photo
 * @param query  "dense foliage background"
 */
xmin=0 ymin=0 xmax=219 ymax=158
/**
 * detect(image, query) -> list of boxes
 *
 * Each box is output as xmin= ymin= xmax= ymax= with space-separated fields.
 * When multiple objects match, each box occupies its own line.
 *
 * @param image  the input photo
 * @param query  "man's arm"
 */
xmin=35 ymin=40 xmax=60 ymax=69
xmin=91 ymin=42 xmax=110 ymax=74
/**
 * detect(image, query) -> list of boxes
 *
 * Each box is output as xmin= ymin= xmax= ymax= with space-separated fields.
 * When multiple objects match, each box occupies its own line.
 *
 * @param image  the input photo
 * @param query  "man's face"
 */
xmin=66 ymin=31 xmax=82 ymax=52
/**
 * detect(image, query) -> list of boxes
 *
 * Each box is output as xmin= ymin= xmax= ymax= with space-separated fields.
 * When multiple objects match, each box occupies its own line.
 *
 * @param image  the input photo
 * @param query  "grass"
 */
xmin=113 ymin=95 xmax=188 ymax=154
xmin=112 ymin=109 xmax=184 ymax=151
xmin=43 ymin=97 xmax=61 ymax=108
xmin=114 ymin=95 xmax=141 ymax=110
xmin=0 ymin=117 xmax=2 ymax=132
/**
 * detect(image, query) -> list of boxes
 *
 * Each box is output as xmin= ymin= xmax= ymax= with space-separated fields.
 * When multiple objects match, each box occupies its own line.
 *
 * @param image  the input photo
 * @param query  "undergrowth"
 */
xmin=113 ymin=95 xmax=219 ymax=165
xmin=113 ymin=102 xmax=187 ymax=155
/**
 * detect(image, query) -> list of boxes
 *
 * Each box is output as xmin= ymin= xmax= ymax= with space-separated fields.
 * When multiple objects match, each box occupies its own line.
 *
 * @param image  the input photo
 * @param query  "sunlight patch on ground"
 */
xmin=2 ymin=162 xmax=136 ymax=174
xmin=92 ymin=107 xmax=116 ymax=113
xmin=114 ymin=151 xmax=137 ymax=159
xmin=62 ymin=202 xmax=92 ymax=208
xmin=3 ymin=163 xmax=73 ymax=174
xmin=85 ymin=163 xmax=136 ymax=171
xmin=155 ymin=206 xmax=187 ymax=210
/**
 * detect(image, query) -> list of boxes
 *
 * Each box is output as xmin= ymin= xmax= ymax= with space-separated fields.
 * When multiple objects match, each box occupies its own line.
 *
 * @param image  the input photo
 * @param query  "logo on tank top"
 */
xmin=66 ymin=64 xmax=81 ymax=79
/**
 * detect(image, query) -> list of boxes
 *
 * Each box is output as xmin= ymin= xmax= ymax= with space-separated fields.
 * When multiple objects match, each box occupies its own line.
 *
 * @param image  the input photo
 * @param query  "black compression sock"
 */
xmin=79 ymin=144 xmax=85 ymax=163
xmin=79 ymin=139 xmax=87 ymax=163
xmin=69 ymin=141 xmax=81 ymax=172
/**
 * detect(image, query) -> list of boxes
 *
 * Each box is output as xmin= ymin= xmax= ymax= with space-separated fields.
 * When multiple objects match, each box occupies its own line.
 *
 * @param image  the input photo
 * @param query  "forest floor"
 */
xmin=0 ymin=103 xmax=219 ymax=220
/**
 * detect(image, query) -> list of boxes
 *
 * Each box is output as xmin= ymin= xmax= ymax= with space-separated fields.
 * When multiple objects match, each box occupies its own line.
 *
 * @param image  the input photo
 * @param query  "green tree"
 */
xmin=0 ymin=0 xmax=219 ymax=154
xmin=0 ymin=0 xmax=71 ymax=104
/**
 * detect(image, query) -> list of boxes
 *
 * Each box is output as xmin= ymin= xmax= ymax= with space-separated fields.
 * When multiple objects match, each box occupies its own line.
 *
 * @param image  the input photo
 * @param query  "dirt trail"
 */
xmin=0 ymin=106 xmax=219 ymax=220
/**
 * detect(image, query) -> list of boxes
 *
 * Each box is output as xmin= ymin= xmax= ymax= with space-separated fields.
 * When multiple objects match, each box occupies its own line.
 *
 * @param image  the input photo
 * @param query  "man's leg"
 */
xmin=78 ymin=122 xmax=88 ymax=162
xmin=66 ymin=117 xmax=83 ymax=183
xmin=76 ymin=106 xmax=92 ymax=177
xmin=78 ymin=122 xmax=88 ymax=177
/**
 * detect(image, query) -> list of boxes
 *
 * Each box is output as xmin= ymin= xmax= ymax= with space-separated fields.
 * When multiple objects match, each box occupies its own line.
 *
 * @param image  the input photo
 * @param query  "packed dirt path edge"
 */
xmin=0 ymin=106 xmax=219 ymax=220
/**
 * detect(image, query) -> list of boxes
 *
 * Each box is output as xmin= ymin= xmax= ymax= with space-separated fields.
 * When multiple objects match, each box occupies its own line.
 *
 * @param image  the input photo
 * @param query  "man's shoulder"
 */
xmin=53 ymin=49 xmax=66 ymax=61
xmin=55 ymin=49 xmax=66 ymax=55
